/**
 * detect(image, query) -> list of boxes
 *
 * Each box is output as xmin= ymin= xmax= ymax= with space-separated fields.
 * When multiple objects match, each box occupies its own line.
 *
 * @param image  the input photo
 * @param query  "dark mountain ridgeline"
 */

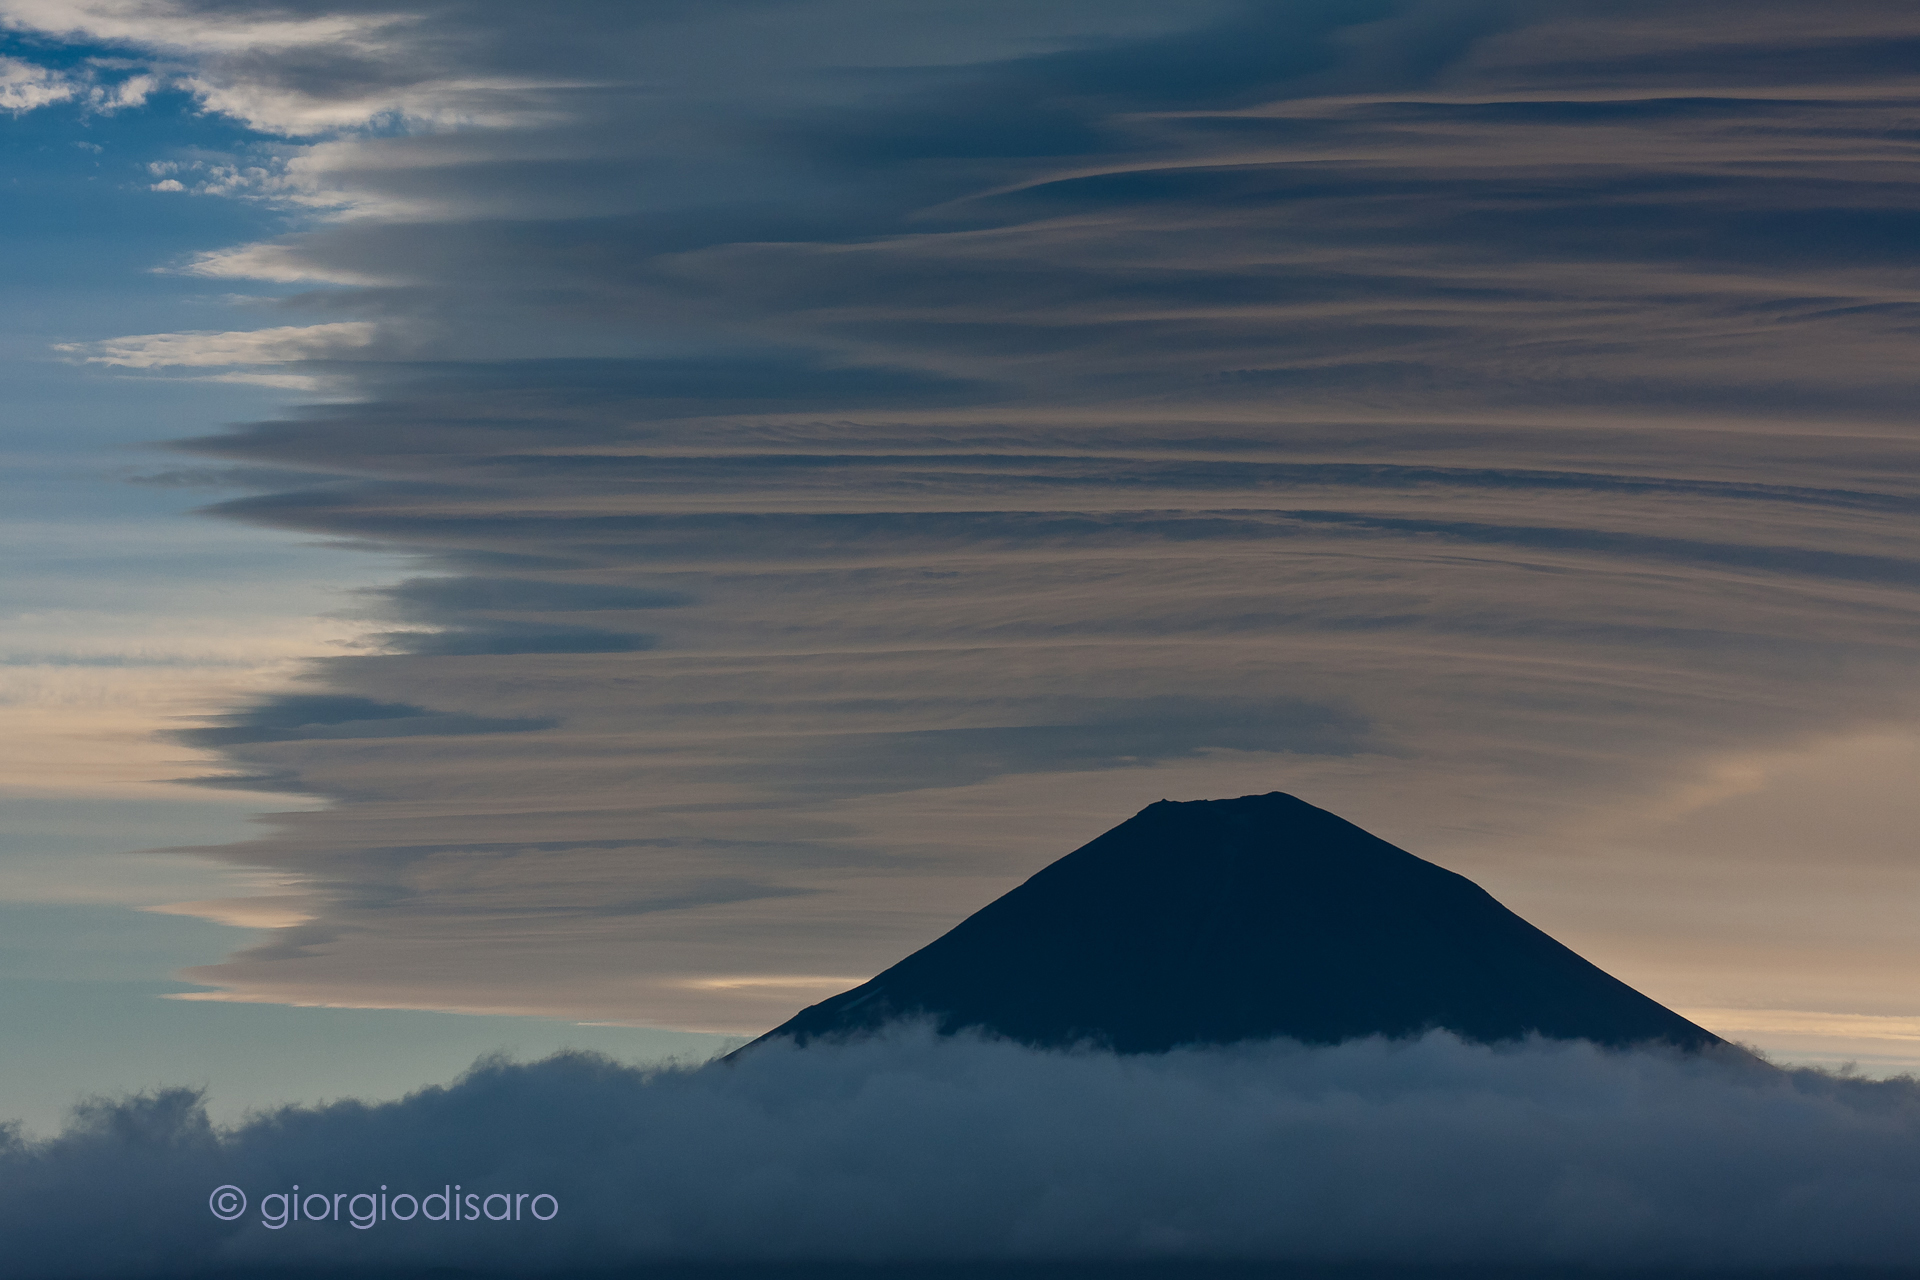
xmin=746 ymin=792 xmax=1721 ymax=1055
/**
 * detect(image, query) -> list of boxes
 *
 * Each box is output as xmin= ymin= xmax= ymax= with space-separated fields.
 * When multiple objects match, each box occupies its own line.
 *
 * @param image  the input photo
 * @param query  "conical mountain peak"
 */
xmin=747 ymin=792 xmax=1721 ymax=1055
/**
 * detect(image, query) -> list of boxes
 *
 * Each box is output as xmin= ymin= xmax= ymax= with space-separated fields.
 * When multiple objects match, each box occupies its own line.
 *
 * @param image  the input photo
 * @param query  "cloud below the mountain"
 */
xmin=8 ymin=1032 xmax=1920 ymax=1277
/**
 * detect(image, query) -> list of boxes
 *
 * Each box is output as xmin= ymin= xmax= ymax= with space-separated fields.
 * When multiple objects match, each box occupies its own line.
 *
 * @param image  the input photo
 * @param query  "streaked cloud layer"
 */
xmin=8 ymin=1 xmax=1920 ymax=1042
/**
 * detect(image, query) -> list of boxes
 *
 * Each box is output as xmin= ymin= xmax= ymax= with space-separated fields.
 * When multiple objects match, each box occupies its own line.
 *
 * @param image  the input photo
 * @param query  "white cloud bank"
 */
xmin=6 ymin=1030 xmax=1920 ymax=1278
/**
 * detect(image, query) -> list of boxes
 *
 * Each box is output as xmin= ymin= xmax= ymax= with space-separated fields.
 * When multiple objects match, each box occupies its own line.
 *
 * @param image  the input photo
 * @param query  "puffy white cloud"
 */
xmin=0 ymin=54 xmax=149 ymax=113
xmin=0 ymin=55 xmax=78 ymax=112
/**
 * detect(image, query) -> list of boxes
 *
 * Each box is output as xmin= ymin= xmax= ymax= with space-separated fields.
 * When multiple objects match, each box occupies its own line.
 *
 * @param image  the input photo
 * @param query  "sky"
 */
xmin=3 ymin=0 xmax=1920 ymax=1255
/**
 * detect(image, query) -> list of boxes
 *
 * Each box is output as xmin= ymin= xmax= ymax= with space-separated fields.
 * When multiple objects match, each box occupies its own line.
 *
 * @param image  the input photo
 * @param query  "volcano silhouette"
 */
xmin=747 ymin=792 xmax=1722 ymax=1054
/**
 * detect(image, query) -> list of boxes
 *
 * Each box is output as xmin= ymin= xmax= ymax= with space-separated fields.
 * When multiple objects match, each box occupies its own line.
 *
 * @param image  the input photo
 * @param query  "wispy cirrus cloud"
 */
xmin=57 ymin=322 xmax=375 ymax=368
xmin=178 ymin=240 xmax=392 ymax=284
xmin=55 ymin=323 xmax=380 ymax=389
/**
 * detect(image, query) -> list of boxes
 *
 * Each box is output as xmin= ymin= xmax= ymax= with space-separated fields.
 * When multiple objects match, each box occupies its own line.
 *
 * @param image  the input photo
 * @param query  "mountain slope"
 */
xmin=746 ymin=792 xmax=1722 ymax=1054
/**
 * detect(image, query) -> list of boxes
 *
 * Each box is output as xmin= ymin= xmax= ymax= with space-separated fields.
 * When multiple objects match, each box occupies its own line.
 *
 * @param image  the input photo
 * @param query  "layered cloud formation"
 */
xmin=11 ymin=1033 xmax=1920 ymax=1277
xmin=4 ymin=1 xmax=1919 ymax=1038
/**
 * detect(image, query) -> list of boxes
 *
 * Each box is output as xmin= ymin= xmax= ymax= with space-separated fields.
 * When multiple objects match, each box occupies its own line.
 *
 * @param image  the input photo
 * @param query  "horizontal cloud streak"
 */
xmin=58 ymin=324 xmax=376 ymax=368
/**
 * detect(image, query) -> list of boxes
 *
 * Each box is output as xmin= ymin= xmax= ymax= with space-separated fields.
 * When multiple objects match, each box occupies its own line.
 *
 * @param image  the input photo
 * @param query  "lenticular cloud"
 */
xmin=6 ymin=1029 xmax=1920 ymax=1277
